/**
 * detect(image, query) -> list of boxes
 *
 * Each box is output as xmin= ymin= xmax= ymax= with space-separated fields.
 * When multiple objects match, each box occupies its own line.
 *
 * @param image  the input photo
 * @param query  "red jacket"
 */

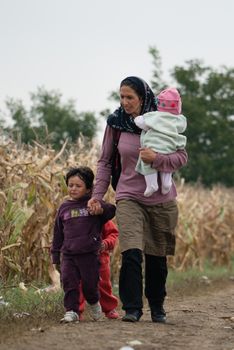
xmin=100 ymin=220 xmax=118 ymax=265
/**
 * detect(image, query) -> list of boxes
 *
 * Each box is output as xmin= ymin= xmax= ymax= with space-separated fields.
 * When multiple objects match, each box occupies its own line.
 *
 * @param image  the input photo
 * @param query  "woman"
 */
xmin=88 ymin=76 xmax=188 ymax=323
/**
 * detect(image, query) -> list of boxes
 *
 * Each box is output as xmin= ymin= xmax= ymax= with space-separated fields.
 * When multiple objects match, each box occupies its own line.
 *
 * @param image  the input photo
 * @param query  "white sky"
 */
xmin=0 ymin=0 xmax=234 ymax=136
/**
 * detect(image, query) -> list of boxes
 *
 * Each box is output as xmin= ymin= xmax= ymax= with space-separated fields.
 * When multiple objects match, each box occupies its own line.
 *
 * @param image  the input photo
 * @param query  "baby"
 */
xmin=135 ymin=87 xmax=187 ymax=197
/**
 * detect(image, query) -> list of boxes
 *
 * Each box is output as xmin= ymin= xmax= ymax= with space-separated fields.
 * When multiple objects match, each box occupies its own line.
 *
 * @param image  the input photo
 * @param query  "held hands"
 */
xmin=99 ymin=241 xmax=106 ymax=252
xmin=87 ymin=198 xmax=104 ymax=215
xmin=139 ymin=147 xmax=157 ymax=164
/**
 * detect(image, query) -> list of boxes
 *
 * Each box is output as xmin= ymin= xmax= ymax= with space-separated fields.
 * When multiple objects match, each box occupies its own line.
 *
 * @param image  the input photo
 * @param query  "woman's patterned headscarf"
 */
xmin=107 ymin=76 xmax=157 ymax=134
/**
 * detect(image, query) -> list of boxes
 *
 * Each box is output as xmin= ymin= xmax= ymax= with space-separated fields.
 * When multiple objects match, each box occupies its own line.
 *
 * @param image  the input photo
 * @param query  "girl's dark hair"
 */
xmin=120 ymin=76 xmax=146 ymax=100
xmin=65 ymin=166 xmax=94 ymax=189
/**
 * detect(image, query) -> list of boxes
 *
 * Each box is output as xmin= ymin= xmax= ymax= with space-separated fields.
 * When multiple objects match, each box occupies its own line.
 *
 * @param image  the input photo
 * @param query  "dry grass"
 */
xmin=171 ymin=181 xmax=234 ymax=270
xmin=0 ymin=135 xmax=233 ymax=283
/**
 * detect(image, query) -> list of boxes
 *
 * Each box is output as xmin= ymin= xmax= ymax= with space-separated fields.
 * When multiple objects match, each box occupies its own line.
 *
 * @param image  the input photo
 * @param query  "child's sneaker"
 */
xmin=60 ymin=311 xmax=79 ymax=323
xmin=105 ymin=309 xmax=119 ymax=319
xmin=87 ymin=301 xmax=102 ymax=321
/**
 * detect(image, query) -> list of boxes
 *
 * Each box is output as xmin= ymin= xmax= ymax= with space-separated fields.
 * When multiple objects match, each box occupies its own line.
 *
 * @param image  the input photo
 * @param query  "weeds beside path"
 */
xmin=0 ymin=279 xmax=233 ymax=350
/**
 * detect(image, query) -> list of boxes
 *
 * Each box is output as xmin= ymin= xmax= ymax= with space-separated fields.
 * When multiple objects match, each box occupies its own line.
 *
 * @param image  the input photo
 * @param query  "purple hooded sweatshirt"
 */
xmin=51 ymin=194 xmax=116 ymax=264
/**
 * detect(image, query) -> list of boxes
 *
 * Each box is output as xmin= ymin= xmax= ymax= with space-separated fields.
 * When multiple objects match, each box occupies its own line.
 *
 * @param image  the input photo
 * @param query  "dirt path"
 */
xmin=0 ymin=283 xmax=233 ymax=350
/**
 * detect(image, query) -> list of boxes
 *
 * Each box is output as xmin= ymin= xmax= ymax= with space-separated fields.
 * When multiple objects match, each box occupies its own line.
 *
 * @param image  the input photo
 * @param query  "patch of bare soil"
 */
xmin=0 ymin=281 xmax=233 ymax=350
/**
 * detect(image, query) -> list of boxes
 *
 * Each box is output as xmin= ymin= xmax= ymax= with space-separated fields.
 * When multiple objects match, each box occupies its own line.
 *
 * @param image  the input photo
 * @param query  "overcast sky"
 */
xmin=1 ymin=0 xmax=234 ymax=136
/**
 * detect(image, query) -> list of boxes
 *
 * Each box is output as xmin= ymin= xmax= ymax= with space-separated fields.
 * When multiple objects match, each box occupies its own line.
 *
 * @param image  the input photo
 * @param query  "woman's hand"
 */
xmin=139 ymin=147 xmax=157 ymax=164
xmin=87 ymin=198 xmax=104 ymax=215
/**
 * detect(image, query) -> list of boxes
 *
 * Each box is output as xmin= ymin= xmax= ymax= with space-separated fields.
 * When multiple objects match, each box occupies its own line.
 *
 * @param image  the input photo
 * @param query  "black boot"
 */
xmin=151 ymin=305 xmax=166 ymax=323
xmin=122 ymin=309 xmax=143 ymax=322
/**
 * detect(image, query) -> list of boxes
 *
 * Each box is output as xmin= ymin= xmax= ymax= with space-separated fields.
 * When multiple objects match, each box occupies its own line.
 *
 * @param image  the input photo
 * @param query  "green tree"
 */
xmin=150 ymin=48 xmax=234 ymax=186
xmin=4 ymin=98 xmax=35 ymax=143
xmin=172 ymin=61 xmax=234 ymax=186
xmin=2 ymin=87 xmax=97 ymax=149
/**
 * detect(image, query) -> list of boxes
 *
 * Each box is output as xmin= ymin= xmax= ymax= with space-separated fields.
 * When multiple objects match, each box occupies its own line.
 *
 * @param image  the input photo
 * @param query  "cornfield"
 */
xmin=0 ymin=136 xmax=233 ymax=284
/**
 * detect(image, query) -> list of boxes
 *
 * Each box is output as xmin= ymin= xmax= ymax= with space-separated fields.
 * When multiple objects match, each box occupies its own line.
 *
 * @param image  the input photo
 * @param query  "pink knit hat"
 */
xmin=157 ymin=87 xmax=182 ymax=115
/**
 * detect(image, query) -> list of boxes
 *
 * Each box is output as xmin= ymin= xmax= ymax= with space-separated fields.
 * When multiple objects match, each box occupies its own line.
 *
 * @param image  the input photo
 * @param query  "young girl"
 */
xmin=79 ymin=220 xmax=119 ymax=319
xmin=51 ymin=166 xmax=116 ymax=323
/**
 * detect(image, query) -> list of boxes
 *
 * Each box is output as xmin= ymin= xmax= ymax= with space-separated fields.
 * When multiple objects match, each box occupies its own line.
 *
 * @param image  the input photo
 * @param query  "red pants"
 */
xmin=79 ymin=254 xmax=118 ymax=314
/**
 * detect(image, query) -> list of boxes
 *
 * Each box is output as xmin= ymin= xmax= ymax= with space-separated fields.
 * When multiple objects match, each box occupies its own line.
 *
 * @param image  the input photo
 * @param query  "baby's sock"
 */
xmin=160 ymin=173 xmax=172 ymax=195
xmin=161 ymin=185 xmax=171 ymax=195
xmin=144 ymin=173 xmax=158 ymax=197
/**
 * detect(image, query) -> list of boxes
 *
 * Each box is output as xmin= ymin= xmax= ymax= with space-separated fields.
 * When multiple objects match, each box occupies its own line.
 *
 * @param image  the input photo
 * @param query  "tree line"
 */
xmin=1 ymin=47 xmax=234 ymax=187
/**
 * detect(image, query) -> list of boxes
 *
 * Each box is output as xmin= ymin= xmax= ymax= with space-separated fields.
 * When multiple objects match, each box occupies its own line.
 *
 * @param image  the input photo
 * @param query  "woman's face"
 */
xmin=120 ymin=85 xmax=143 ymax=117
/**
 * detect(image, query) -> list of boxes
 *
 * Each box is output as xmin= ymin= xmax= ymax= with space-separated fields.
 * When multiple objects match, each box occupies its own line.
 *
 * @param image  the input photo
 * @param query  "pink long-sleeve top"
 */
xmin=93 ymin=125 xmax=188 ymax=205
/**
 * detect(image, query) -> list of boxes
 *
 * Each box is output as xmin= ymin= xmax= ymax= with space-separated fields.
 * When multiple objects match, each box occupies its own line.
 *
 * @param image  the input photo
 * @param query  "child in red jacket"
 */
xmin=79 ymin=220 xmax=119 ymax=319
